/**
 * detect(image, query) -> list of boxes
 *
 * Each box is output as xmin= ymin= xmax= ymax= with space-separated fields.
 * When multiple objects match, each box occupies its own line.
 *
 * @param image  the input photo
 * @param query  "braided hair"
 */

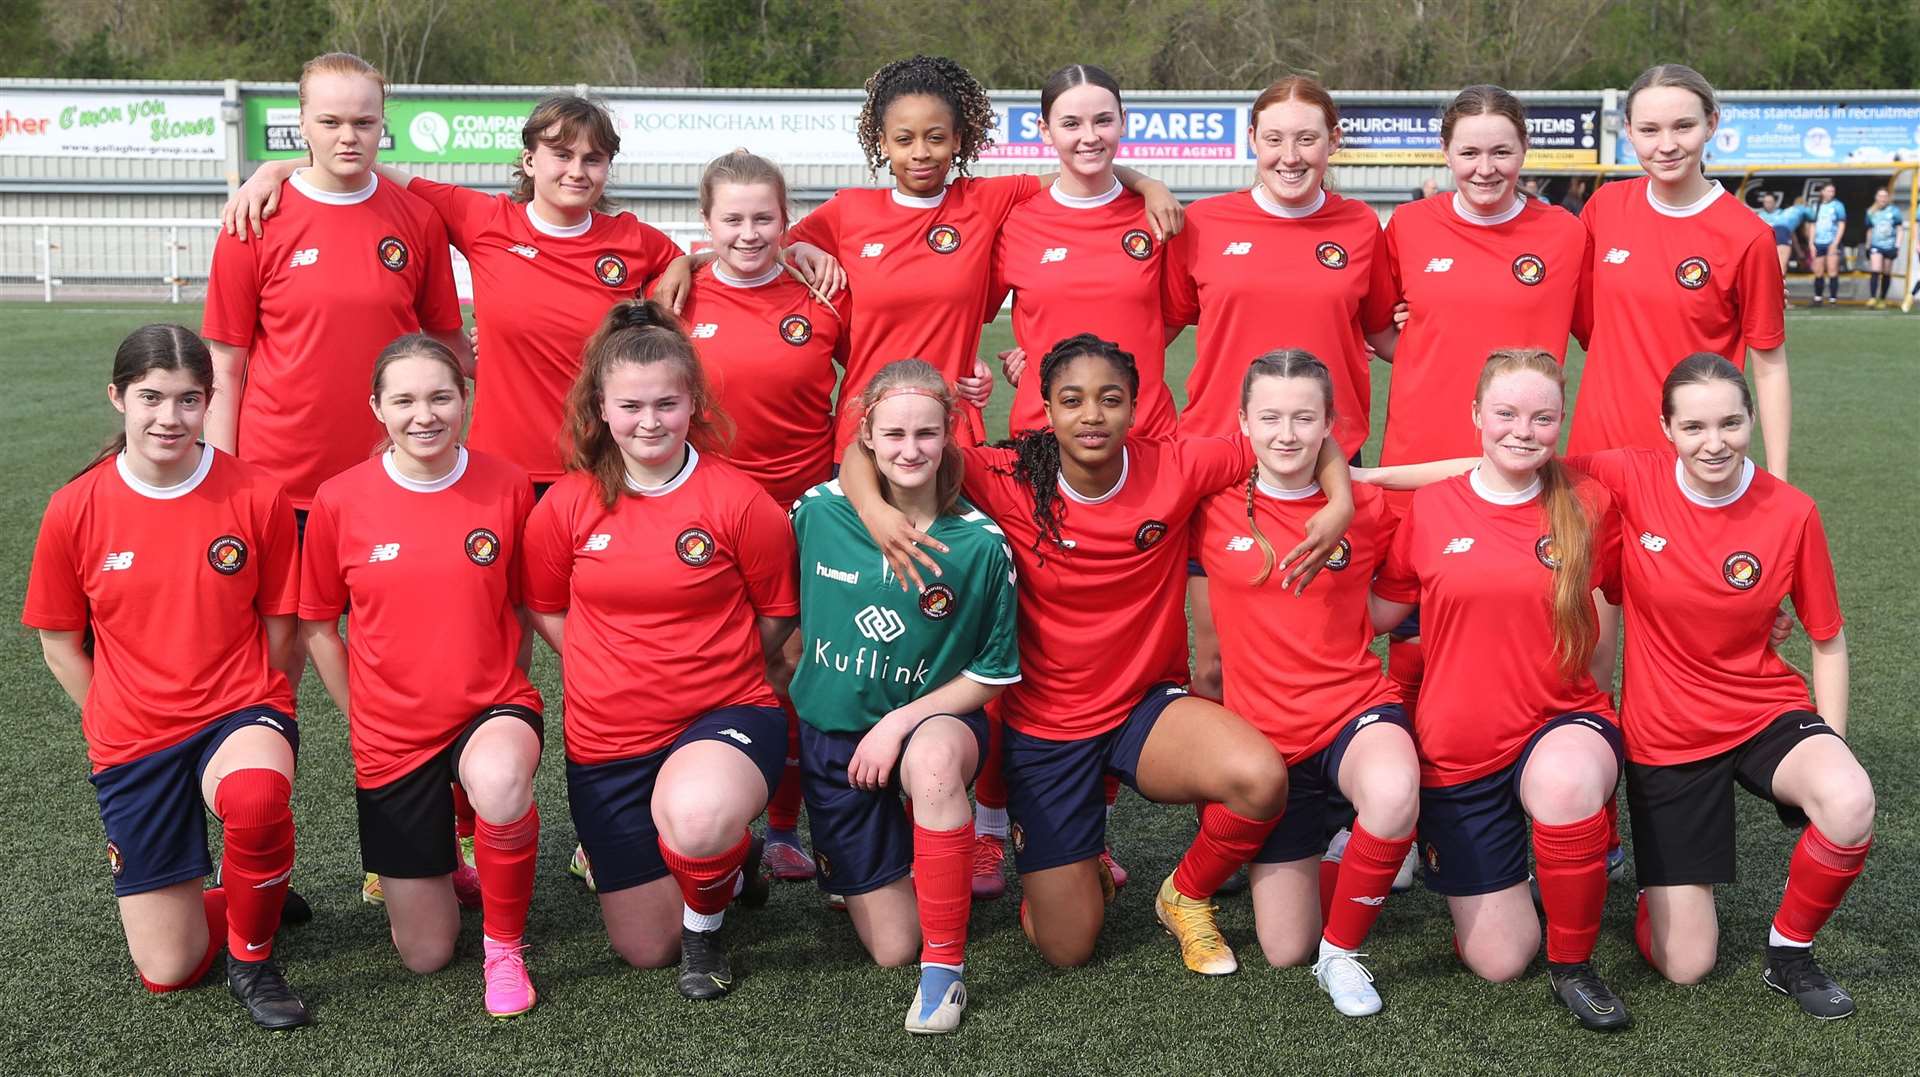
xmin=857 ymin=55 xmax=998 ymax=177
xmin=991 ymin=333 xmax=1140 ymax=561
xmin=1238 ymin=349 xmax=1334 ymax=586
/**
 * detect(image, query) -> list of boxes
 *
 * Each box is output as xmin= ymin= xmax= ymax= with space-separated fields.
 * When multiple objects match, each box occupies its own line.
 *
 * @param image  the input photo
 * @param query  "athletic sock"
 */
xmin=913 ymin=822 xmax=974 ymax=966
xmin=139 ymin=887 xmax=228 ymax=993
xmin=1319 ymin=829 xmax=1349 ymax=927
xmin=473 ymin=803 xmax=540 ymax=944
xmin=1604 ymin=794 xmax=1622 ymax=857
xmin=452 ymin=782 xmax=476 ymax=842
xmin=1103 ymin=774 xmax=1120 ymax=810
xmin=973 ymin=708 xmax=1007 ymax=813
xmin=1879 ymin=273 xmax=1893 ymax=299
xmin=1386 ymin=638 xmax=1423 ymax=722
xmin=1531 ymin=808 xmax=1611 ymax=965
xmin=660 ymin=830 xmax=752 ymax=927
xmin=1634 ymin=889 xmax=1658 ymax=970
xmin=1172 ymin=803 xmax=1278 ymax=900
xmin=214 ymin=768 xmax=294 ymax=963
xmin=1324 ymin=822 xmax=1413 ymax=950
xmin=1772 ymin=824 xmax=1871 ymax=944
xmin=973 ymin=804 xmax=1008 ymax=840
xmin=766 ymin=706 xmax=804 ymax=833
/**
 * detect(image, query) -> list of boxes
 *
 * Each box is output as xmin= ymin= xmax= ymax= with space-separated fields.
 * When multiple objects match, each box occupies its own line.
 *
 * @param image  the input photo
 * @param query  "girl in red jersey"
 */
xmin=1369 ymin=349 xmax=1631 ymax=1032
xmin=1572 ymin=64 xmax=1789 ymax=474
xmin=24 ymin=326 xmax=309 ymax=1029
xmin=1164 ymin=75 xmax=1399 ymax=702
xmin=299 ymin=336 xmax=544 ymax=1018
xmin=1186 ymin=351 xmax=1418 ymax=1018
xmin=521 ymin=299 xmax=799 ymax=1000
xmin=204 ymin=52 xmax=466 ymax=514
xmin=988 ymin=63 xmax=1179 ymax=441
xmin=842 ymin=334 xmax=1354 ymax=969
xmin=676 ymin=152 xmax=847 ymax=883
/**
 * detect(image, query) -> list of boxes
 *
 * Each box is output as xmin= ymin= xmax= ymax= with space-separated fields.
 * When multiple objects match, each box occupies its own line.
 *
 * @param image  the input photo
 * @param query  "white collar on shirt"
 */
xmin=1451 ymin=191 xmax=1527 ymax=227
xmin=714 ymin=263 xmax=783 ymax=289
xmin=1050 ymin=179 xmax=1124 ymax=209
xmin=891 ymin=187 xmax=947 ymax=210
xmin=1469 ymin=464 xmax=1542 ymax=505
xmin=289 ymin=169 xmax=376 ymax=206
xmin=1057 ymin=447 xmax=1129 ymax=505
xmin=525 ymin=202 xmax=594 ymax=238
xmin=624 ymin=444 xmax=699 ymax=497
xmin=1252 ymin=184 xmax=1326 ymax=219
xmin=1646 ymin=181 xmax=1725 ymax=219
xmin=382 ymin=446 xmax=468 ymax=493
xmin=117 ymin=445 xmax=213 ymax=499
xmin=1256 ymin=477 xmax=1321 ymax=501
xmin=1673 ymin=455 xmax=1754 ymax=509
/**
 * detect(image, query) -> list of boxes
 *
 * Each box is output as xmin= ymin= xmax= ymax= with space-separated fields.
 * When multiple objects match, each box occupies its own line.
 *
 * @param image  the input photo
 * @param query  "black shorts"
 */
xmin=799 ymin=711 xmax=991 ymax=896
xmin=1256 ymin=704 xmax=1413 ymax=863
xmin=1626 ymin=710 xmax=1836 ymax=887
xmin=356 ymin=704 xmax=543 ymax=878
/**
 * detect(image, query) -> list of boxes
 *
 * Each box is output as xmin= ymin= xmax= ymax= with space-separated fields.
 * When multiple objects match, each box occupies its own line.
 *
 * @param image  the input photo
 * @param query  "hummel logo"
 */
xmin=580 ymin=533 xmax=612 ymax=552
xmin=368 ymin=543 xmax=400 ymax=562
xmin=815 ymin=562 xmax=859 ymax=585
xmin=1424 ymin=258 xmax=1454 ymax=272
xmin=1604 ymin=248 xmax=1630 ymax=264
xmin=288 ymin=248 xmax=318 ymax=268
xmin=101 ymin=551 xmax=134 ymax=571
xmin=1639 ymin=531 xmax=1669 ymax=552
xmin=691 ymin=323 xmax=719 ymax=338
xmin=1442 ymin=537 xmax=1475 ymax=554
xmin=1350 ymin=895 xmax=1387 ymax=906
xmin=1222 ymin=241 xmax=1253 ymax=256
xmin=855 ymin=604 xmax=906 ymax=643
xmin=1041 ymin=247 xmax=1067 ymax=263
xmin=860 ymin=243 xmax=885 ymax=258
xmin=1226 ymin=535 xmax=1255 ymax=552
xmin=507 ymin=243 xmax=538 ymax=259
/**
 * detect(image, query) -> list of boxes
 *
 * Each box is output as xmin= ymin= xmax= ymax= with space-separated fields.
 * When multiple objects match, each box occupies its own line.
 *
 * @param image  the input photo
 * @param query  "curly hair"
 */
xmin=991 ymin=333 xmax=1139 ymax=561
xmin=857 ymin=54 xmax=998 ymax=177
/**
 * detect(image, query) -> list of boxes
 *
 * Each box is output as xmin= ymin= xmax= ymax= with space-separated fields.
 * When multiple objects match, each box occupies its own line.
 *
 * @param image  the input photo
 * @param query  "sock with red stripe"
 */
xmin=139 ymin=887 xmax=229 ymax=992
xmin=1532 ymin=809 xmax=1611 ymax=965
xmin=766 ymin=707 xmax=803 ymax=835
xmin=452 ymin=782 xmax=476 ymax=842
xmin=913 ymin=822 xmax=974 ymax=967
xmin=1324 ymin=822 xmax=1413 ymax=950
xmin=474 ymin=803 xmax=540 ymax=943
xmin=1772 ymin=825 xmax=1871 ymax=944
xmin=660 ymin=831 xmax=751 ymax=930
xmin=214 ymin=769 xmax=295 ymax=963
xmin=1172 ymin=804 xmax=1278 ymax=900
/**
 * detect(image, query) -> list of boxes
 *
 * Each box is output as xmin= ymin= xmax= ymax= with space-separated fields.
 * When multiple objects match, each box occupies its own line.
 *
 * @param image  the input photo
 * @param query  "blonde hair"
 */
xmin=856 ymin=358 xmax=965 ymax=518
xmin=298 ymin=52 xmax=386 ymax=107
xmin=698 ymin=151 xmax=792 ymax=225
xmin=1624 ymin=64 xmax=1718 ymax=123
xmin=1474 ymin=349 xmax=1596 ymax=677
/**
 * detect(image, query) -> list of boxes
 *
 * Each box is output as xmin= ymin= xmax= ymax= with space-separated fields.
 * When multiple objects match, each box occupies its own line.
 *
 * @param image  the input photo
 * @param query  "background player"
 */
xmin=299 ymin=336 xmax=544 ymax=1018
xmin=1863 ymin=186 xmax=1904 ymax=308
xmin=24 ymin=325 xmax=308 ymax=1029
xmin=1808 ymin=182 xmax=1847 ymax=306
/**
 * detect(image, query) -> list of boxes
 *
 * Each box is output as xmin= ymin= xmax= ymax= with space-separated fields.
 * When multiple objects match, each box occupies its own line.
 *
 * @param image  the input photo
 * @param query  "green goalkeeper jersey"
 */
xmin=788 ymin=480 xmax=1020 ymax=734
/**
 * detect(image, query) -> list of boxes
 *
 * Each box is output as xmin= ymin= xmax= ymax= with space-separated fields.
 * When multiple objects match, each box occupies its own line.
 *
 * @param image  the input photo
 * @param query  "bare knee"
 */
xmin=133 ymin=947 xmax=205 ymax=989
xmin=1354 ymin=774 xmax=1419 ymax=838
xmin=656 ymin=798 xmax=740 ymax=855
xmin=394 ymin=934 xmax=455 ymax=975
xmin=868 ymin=937 xmax=919 ymax=968
xmin=1460 ymin=936 xmax=1536 ymax=983
xmin=613 ymin=934 xmax=679 ymax=970
xmin=1230 ymin=753 xmax=1289 ymax=820
xmin=460 ymin=756 xmax=532 ymax=818
xmin=1659 ymin=945 xmax=1717 ymax=986
xmin=1037 ymin=935 xmax=1096 ymax=968
xmin=1260 ymin=931 xmax=1317 ymax=968
xmin=1809 ymin=777 xmax=1876 ymax=846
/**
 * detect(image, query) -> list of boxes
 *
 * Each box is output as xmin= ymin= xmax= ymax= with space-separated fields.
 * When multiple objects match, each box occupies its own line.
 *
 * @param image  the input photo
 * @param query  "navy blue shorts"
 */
xmin=565 ymin=705 xmax=786 ymax=894
xmin=357 ymin=704 xmax=544 ymax=878
xmin=1871 ymin=245 xmax=1899 ymax=261
xmin=90 ymin=706 xmax=299 ymax=898
xmin=1416 ymin=712 xmax=1623 ymax=897
xmin=1256 ymin=704 xmax=1413 ymax=863
xmin=1003 ymin=682 xmax=1187 ymax=874
xmin=799 ymin=710 xmax=991 ymax=896
xmin=1390 ymin=605 xmax=1422 ymax=640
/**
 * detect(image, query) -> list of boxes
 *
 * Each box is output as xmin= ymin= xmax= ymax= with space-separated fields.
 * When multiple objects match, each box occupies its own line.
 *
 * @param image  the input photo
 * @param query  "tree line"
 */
xmin=4 ymin=0 xmax=1917 ymax=92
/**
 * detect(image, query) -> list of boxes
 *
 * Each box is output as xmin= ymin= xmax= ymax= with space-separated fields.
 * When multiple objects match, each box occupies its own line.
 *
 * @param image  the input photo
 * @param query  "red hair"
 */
xmin=1251 ymin=76 xmax=1339 ymax=134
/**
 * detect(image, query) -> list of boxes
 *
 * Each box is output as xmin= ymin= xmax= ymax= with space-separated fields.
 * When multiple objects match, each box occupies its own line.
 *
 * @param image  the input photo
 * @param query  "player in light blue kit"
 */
xmin=1863 ymin=187 xmax=1904 ymax=308
xmin=1808 ymin=183 xmax=1846 ymax=305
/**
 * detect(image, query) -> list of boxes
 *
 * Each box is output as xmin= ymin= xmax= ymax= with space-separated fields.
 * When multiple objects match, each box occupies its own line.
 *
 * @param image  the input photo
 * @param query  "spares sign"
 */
xmin=985 ymin=105 xmax=1241 ymax=161
xmin=0 ymin=91 xmax=221 ymax=158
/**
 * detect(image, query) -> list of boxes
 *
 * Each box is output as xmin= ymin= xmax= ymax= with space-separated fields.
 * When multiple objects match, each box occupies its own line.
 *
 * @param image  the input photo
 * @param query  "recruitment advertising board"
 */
xmin=1614 ymin=98 xmax=1920 ymax=166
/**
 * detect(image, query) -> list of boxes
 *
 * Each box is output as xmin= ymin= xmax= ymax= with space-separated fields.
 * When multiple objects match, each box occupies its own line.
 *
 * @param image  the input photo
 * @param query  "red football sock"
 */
xmin=1324 ymin=822 xmax=1412 ymax=950
xmin=1532 ymin=809 xmax=1611 ymax=965
xmin=660 ymin=830 xmax=751 ymax=917
xmin=452 ymin=782 xmax=476 ymax=841
xmin=474 ymin=803 xmax=540 ymax=943
xmin=1387 ymin=638 xmax=1423 ymax=722
xmin=766 ymin=707 xmax=804 ymax=832
xmin=974 ymin=706 xmax=1007 ymax=811
xmin=913 ymin=822 xmax=974 ymax=966
xmin=1103 ymin=773 xmax=1120 ymax=809
xmin=214 ymin=768 xmax=295 ymax=963
xmin=1604 ymin=794 xmax=1622 ymax=856
xmin=1318 ymin=855 xmax=1340 ymax=927
xmin=1172 ymin=804 xmax=1277 ymax=900
xmin=1772 ymin=825 xmax=1871 ymax=944
xmin=139 ymin=887 xmax=228 ymax=993
xmin=1634 ymin=889 xmax=1657 ymax=970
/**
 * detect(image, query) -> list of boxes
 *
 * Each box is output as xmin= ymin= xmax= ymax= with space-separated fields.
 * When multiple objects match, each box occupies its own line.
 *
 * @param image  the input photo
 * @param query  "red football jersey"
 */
xmin=1571 ymin=178 xmax=1785 ymax=455
xmin=786 ymin=174 xmax=1042 ymax=455
xmin=203 ymin=172 xmax=462 ymax=508
xmin=1193 ymin=480 xmax=1399 ymax=763
xmin=958 ymin=437 xmax=1249 ymax=740
xmin=1382 ymin=194 xmax=1588 ymax=473
xmin=23 ymin=449 xmax=298 ymax=772
xmin=1569 ymin=449 xmax=1842 ymax=765
xmin=672 ymin=264 xmax=844 ymax=506
xmin=520 ymin=450 xmax=799 ymax=763
xmin=1162 ymin=189 xmax=1395 ymax=453
xmin=408 ymin=179 xmax=682 ymax=482
xmin=299 ymin=449 xmax=542 ymax=788
xmin=1374 ymin=469 xmax=1618 ymax=786
xmin=987 ymin=184 xmax=1177 ymax=440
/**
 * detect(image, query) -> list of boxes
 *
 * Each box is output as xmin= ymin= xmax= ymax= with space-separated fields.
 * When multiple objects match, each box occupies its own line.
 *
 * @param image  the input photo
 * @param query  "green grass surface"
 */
xmin=1 ymin=303 xmax=1914 ymax=1073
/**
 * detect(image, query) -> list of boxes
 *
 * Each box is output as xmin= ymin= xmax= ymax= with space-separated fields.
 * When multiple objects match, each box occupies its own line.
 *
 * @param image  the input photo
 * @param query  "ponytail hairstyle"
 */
xmin=991 ymin=333 xmax=1139 ymax=561
xmin=565 ymin=299 xmax=732 ymax=508
xmin=698 ymin=150 xmax=792 ymax=227
xmin=74 ymin=324 xmax=215 ymax=482
xmin=1473 ymin=349 xmax=1596 ymax=676
xmin=1039 ymin=63 xmax=1124 ymax=121
xmin=297 ymin=51 xmax=386 ymax=108
xmin=1624 ymin=63 xmax=1719 ymax=125
xmin=1440 ymin=84 xmax=1529 ymax=151
xmin=1238 ymin=349 xmax=1335 ymax=587
xmin=512 ymin=94 xmax=621 ymax=212
xmin=856 ymin=358 xmax=966 ymax=518
xmin=369 ymin=333 xmax=467 ymax=455
xmin=857 ymin=55 xmax=998 ymax=177
xmin=1660 ymin=352 xmax=1752 ymax=420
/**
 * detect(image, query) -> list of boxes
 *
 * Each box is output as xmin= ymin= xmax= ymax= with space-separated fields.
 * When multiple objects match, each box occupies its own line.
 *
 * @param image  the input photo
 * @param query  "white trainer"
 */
xmin=1314 ymin=949 xmax=1383 ymax=1017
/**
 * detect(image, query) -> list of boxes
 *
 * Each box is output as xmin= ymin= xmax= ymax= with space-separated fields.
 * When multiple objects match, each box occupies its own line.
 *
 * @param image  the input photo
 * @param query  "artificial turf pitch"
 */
xmin=0 ymin=303 xmax=1913 ymax=1074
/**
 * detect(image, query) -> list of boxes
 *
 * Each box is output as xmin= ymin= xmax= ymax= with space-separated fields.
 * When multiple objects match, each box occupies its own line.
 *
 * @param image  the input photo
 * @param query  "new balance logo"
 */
xmin=1604 ymin=248 xmax=1631 ymax=264
xmin=1442 ymin=537 xmax=1475 ymax=554
xmin=1222 ymin=241 xmax=1253 ymax=256
xmin=580 ymin=533 xmax=612 ymax=552
xmin=1226 ymin=535 xmax=1255 ymax=552
xmin=860 ymin=243 xmax=885 ymax=258
xmin=854 ymin=604 xmax=906 ymax=643
xmin=507 ymin=243 xmax=538 ymax=260
xmin=101 ymin=551 xmax=134 ymax=571
xmin=288 ymin=248 xmax=319 ymax=268
xmin=715 ymin=727 xmax=753 ymax=746
xmin=1424 ymin=258 xmax=1454 ymax=272
xmin=691 ymin=323 xmax=719 ymax=338
xmin=1041 ymin=247 xmax=1067 ymax=263
xmin=1639 ymin=531 xmax=1669 ymax=552
xmin=368 ymin=543 xmax=400 ymax=562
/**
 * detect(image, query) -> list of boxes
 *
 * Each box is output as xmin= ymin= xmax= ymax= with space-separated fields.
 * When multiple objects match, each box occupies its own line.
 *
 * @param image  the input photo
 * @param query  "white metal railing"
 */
xmin=3 ymin=217 xmax=216 ymax=303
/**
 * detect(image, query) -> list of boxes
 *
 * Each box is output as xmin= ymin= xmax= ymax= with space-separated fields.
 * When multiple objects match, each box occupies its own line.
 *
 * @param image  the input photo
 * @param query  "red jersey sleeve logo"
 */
xmin=1675 ymin=257 xmax=1711 ymax=290
xmin=595 ymin=254 xmax=629 ymax=287
xmin=1134 ymin=520 xmax=1169 ymax=550
xmin=779 ymin=314 xmax=813 ymax=346
xmin=919 ymin=583 xmax=956 ymax=620
xmin=377 ymin=236 xmax=410 ymax=272
xmin=207 ymin=535 xmax=248 ymax=575
xmin=1315 ymin=242 xmax=1348 ymax=269
xmin=675 ymin=527 xmax=716 ymax=566
xmin=1722 ymin=551 xmax=1762 ymax=590
xmin=465 ymin=527 xmax=501 ymax=566
xmin=1122 ymin=229 xmax=1155 ymax=261
xmin=1511 ymin=254 xmax=1547 ymax=286
xmin=926 ymin=224 xmax=962 ymax=254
